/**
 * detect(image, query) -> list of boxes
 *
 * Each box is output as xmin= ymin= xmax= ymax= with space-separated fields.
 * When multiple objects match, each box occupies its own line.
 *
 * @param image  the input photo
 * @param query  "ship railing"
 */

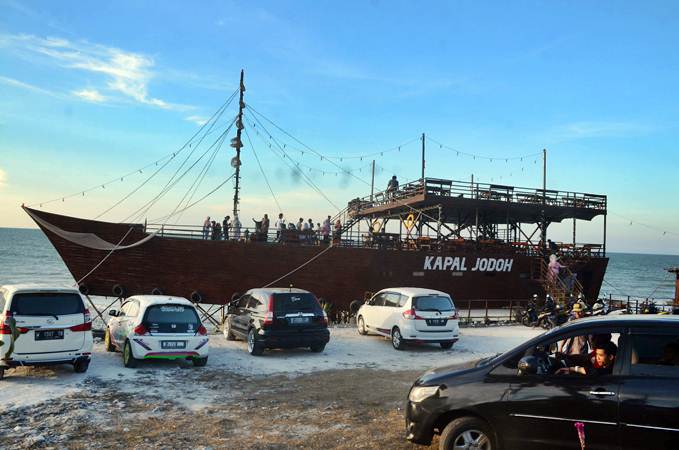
xmin=602 ymin=295 xmax=677 ymax=314
xmin=348 ymin=177 xmax=607 ymax=214
xmin=144 ymin=223 xmax=606 ymax=258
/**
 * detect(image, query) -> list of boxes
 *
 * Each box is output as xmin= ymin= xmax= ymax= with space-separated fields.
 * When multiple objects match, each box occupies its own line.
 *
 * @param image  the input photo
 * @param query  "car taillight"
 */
xmin=263 ymin=295 xmax=274 ymax=328
xmin=197 ymin=324 xmax=207 ymax=336
xmin=70 ymin=322 xmax=92 ymax=332
xmin=450 ymin=310 xmax=459 ymax=320
xmin=133 ymin=324 xmax=149 ymax=335
xmin=402 ymin=308 xmax=423 ymax=320
xmin=0 ymin=311 xmax=13 ymax=334
xmin=320 ymin=312 xmax=328 ymax=327
xmin=70 ymin=308 xmax=93 ymax=332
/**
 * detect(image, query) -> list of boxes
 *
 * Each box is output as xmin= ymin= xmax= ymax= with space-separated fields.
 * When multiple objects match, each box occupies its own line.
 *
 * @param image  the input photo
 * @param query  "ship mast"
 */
xmin=232 ymin=69 xmax=245 ymax=219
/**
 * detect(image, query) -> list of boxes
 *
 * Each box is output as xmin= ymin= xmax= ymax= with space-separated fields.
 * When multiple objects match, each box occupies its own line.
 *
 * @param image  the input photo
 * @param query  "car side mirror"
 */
xmin=109 ymin=310 xmax=118 ymax=317
xmin=518 ymin=356 xmax=538 ymax=375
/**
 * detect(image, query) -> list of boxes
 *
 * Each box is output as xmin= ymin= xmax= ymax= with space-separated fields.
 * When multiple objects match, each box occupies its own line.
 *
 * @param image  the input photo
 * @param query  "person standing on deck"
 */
xmin=322 ymin=216 xmax=331 ymax=244
xmin=222 ymin=216 xmax=230 ymax=241
xmin=233 ymin=215 xmax=242 ymax=241
xmin=334 ymin=219 xmax=342 ymax=242
xmin=202 ymin=216 xmax=211 ymax=240
xmin=261 ymin=214 xmax=270 ymax=241
xmin=386 ymin=175 xmax=399 ymax=198
xmin=275 ymin=213 xmax=285 ymax=242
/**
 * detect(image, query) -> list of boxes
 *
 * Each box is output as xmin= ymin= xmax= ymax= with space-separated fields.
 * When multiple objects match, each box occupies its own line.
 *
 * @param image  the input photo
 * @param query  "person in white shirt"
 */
xmin=233 ymin=215 xmax=242 ymax=241
xmin=275 ymin=213 xmax=285 ymax=242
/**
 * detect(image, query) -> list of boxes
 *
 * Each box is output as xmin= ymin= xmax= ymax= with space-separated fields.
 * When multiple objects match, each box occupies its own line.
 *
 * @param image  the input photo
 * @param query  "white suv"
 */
xmin=356 ymin=287 xmax=459 ymax=350
xmin=105 ymin=295 xmax=209 ymax=368
xmin=0 ymin=285 xmax=93 ymax=379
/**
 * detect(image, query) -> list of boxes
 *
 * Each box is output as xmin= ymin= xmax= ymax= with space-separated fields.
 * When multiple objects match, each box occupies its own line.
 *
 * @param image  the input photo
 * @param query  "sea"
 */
xmin=0 ymin=228 xmax=677 ymax=303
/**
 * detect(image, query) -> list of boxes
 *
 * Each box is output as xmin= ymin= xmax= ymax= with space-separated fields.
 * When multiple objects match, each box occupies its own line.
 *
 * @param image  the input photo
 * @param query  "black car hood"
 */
xmin=416 ymin=359 xmax=486 ymax=386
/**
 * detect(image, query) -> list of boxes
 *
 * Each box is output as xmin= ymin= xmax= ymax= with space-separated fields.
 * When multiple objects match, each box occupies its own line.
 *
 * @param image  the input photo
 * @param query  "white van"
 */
xmin=0 ymin=285 xmax=93 ymax=379
xmin=356 ymin=287 xmax=459 ymax=350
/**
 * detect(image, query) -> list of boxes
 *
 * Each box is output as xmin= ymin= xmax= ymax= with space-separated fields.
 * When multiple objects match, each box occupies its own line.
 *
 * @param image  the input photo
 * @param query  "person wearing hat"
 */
xmin=559 ymin=302 xmax=588 ymax=355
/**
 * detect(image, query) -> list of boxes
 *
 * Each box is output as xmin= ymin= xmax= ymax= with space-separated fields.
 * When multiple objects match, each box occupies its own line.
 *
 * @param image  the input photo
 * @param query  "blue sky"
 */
xmin=0 ymin=0 xmax=678 ymax=254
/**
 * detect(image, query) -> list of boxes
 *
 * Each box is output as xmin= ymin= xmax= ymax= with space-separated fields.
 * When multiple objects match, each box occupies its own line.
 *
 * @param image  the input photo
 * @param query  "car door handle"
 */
xmin=589 ymin=390 xmax=616 ymax=396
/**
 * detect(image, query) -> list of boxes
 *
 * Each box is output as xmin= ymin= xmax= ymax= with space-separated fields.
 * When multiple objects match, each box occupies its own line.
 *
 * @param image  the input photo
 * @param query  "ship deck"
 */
xmin=348 ymin=178 xmax=607 ymax=223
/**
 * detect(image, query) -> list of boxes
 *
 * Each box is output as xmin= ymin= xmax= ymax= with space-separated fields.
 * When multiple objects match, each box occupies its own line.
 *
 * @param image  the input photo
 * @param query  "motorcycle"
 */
xmin=517 ymin=301 xmax=539 ymax=327
xmin=538 ymin=303 xmax=569 ymax=329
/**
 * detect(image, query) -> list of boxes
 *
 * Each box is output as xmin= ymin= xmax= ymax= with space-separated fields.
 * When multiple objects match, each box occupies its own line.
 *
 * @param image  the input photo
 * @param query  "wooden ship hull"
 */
xmin=24 ymin=206 xmax=608 ymax=309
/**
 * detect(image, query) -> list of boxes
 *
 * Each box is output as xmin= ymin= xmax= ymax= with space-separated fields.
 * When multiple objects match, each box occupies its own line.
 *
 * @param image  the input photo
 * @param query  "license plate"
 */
xmin=161 ymin=340 xmax=186 ymax=349
xmin=289 ymin=317 xmax=310 ymax=325
xmin=35 ymin=329 xmax=64 ymax=340
xmin=426 ymin=319 xmax=447 ymax=326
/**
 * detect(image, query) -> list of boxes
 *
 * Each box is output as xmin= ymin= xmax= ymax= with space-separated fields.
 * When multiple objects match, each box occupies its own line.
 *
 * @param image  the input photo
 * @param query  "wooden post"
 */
xmin=421 ymin=133 xmax=425 ymax=180
xmin=370 ymin=160 xmax=375 ymax=201
xmin=541 ymin=148 xmax=547 ymax=251
xmin=233 ymin=69 xmax=245 ymax=219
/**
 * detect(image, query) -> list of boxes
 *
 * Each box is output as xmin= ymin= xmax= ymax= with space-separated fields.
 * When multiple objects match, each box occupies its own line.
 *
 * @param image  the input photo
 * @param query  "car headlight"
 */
xmin=408 ymin=385 xmax=440 ymax=403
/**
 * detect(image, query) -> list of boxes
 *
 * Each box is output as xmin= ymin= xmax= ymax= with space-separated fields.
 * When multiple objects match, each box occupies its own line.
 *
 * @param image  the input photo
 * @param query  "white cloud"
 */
xmin=0 ymin=75 xmax=62 ymax=98
xmin=72 ymin=88 xmax=106 ymax=103
xmin=185 ymin=115 xmax=209 ymax=126
xmin=0 ymin=33 xmax=188 ymax=110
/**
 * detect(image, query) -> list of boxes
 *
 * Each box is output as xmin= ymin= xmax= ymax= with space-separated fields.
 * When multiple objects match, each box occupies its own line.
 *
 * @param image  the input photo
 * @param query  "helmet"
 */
xmin=577 ymin=293 xmax=584 ymax=300
xmin=532 ymin=294 xmax=538 ymax=299
xmin=572 ymin=303 xmax=584 ymax=313
xmin=592 ymin=302 xmax=604 ymax=315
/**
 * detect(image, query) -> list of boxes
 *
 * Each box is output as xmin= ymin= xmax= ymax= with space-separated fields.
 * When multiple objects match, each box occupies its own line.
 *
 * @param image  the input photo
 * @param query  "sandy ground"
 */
xmin=0 ymin=326 xmax=542 ymax=449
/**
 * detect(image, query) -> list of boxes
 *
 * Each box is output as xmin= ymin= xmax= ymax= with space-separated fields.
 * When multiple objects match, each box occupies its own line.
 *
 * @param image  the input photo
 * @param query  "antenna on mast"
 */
xmin=231 ymin=69 xmax=245 ymax=218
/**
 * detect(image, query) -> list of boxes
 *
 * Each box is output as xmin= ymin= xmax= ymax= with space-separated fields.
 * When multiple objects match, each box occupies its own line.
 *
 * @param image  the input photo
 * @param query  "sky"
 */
xmin=0 ymin=0 xmax=678 ymax=254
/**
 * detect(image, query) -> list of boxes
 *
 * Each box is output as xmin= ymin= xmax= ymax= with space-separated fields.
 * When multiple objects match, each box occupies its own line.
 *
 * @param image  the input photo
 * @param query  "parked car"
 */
xmin=223 ymin=288 xmax=330 ymax=356
xmin=405 ymin=315 xmax=679 ymax=450
xmin=105 ymin=295 xmax=208 ymax=368
xmin=356 ymin=287 xmax=459 ymax=350
xmin=0 ymin=285 xmax=93 ymax=379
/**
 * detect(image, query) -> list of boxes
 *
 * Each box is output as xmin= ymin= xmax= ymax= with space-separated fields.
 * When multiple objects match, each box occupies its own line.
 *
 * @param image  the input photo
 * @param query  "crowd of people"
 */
xmin=200 ymin=213 xmax=344 ymax=244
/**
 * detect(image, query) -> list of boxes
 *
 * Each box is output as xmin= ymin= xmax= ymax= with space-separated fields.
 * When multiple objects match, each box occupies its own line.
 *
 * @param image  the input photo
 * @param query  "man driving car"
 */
xmin=556 ymin=341 xmax=617 ymax=376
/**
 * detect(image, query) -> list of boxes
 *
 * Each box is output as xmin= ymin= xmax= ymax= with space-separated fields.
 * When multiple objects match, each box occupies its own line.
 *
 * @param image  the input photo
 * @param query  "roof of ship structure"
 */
xmin=348 ymin=177 xmax=607 ymax=224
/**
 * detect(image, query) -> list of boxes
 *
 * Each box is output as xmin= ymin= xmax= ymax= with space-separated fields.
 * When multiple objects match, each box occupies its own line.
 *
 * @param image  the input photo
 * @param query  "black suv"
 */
xmin=223 ymin=288 xmax=330 ymax=356
xmin=406 ymin=315 xmax=679 ymax=450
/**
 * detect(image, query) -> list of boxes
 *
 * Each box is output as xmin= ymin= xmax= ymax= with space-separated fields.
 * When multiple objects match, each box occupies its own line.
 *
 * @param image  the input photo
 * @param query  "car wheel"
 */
xmin=391 ymin=327 xmax=404 ymax=350
xmin=440 ymin=341 xmax=454 ymax=350
xmin=439 ymin=416 xmax=495 ymax=450
xmin=123 ymin=340 xmax=139 ymax=368
xmin=223 ymin=318 xmax=236 ymax=341
xmin=540 ymin=318 xmax=551 ymax=330
xmin=310 ymin=343 xmax=326 ymax=353
xmin=192 ymin=356 xmax=208 ymax=367
xmin=357 ymin=316 xmax=367 ymax=335
xmin=104 ymin=328 xmax=116 ymax=352
xmin=247 ymin=328 xmax=264 ymax=356
xmin=73 ymin=359 xmax=90 ymax=373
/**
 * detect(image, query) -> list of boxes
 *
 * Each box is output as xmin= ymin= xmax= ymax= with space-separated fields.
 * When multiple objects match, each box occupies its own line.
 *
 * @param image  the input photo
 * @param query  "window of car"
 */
xmin=273 ymin=293 xmax=321 ymax=314
xmin=491 ymin=328 xmax=623 ymax=377
xmin=246 ymin=295 xmax=262 ymax=309
xmin=413 ymin=295 xmax=454 ymax=312
xmin=383 ymin=292 xmax=401 ymax=307
xmin=237 ymin=295 xmax=251 ymax=309
xmin=10 ymin=292 xmax=84 ymax=316
xmin=629 ymin=332 xmax=679 ymax=377
xmin=370 ymin=293 xmax=386 ymax=307
xmin=126 ymin=301 xmax=139 ymax=317
xmin=144 ymin=304 xmax=199 ymax=325
xmin=398 ymin=294 xmax=408 ymax=307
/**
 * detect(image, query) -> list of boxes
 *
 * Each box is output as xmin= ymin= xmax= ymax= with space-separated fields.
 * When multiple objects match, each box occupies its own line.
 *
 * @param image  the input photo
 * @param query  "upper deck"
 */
xmin=348 ymin=177 xmax=607 ymax=224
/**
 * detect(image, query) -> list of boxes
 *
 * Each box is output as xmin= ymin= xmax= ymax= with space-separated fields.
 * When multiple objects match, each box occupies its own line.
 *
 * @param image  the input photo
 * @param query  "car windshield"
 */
xmin=413 ymin=295 xmax=453 ymax=312
xmin=11 ymin=293 xmax=84 ymax=316
xmin=273 ymin=293 xmax=321 ymax=314
xmin=145 ymin=304 xmax=199 ymax=324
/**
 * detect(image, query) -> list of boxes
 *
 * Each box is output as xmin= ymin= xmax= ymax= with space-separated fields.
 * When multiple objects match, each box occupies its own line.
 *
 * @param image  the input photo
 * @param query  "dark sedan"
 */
xmin=406 ymin=315 xmax=679 ymax=450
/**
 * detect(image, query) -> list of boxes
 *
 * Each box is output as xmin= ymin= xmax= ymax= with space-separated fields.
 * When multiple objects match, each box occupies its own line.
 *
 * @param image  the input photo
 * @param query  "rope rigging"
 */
xmin=244 ymin=112 xmax=340 ymax=211
xmin=28 ymin=87 xmax=240 ymax=210
xmin=243 ymin=127 xmax=283 ymax=215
